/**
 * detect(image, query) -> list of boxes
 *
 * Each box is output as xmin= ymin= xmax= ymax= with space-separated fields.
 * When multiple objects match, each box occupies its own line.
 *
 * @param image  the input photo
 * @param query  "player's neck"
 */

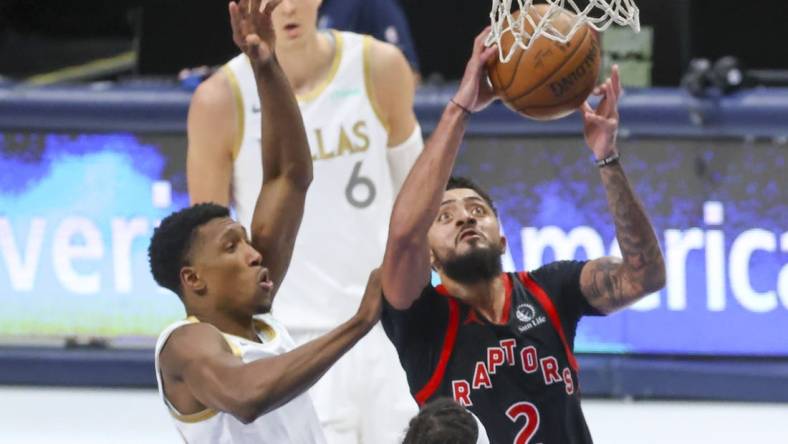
xmin=441 ymin=274 xmax=507 ymax=324
xmin=277 ymin=31 xmax=335 ymax=96
xmin=189 ymin=309 xmax=260 ymax=343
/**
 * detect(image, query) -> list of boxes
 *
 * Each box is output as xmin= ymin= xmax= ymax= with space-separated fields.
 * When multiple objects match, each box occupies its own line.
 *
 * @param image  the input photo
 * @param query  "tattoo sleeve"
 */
xmin=580 ymin=162 xmax=666 ymax=313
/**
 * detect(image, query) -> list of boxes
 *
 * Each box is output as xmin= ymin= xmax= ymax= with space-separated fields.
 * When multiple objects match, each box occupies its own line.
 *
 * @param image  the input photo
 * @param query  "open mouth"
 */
xmin=284 ymin=23 xmax=300 ymax=33
xmin=457 ymin=229 xmax=482 ymax=244
xmin=258 ymin=268 xmax=274 ymax=291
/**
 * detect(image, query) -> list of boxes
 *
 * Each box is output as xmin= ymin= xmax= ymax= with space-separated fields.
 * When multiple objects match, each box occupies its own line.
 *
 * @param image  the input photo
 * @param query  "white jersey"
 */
xmin=154 ymin=315 xmax=326 ymax=444
xmin=225 ymin=31 xmax=395 ymax=331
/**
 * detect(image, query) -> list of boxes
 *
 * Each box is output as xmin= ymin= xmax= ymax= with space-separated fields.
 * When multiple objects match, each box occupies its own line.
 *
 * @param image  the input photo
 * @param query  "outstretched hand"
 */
xmin=229 ymin=0 xmax=282 ymax=66
xmin=581 ymin=65 xmax=622 ymax=159
xmin=453 ymin=27 xmax=499 ymax=113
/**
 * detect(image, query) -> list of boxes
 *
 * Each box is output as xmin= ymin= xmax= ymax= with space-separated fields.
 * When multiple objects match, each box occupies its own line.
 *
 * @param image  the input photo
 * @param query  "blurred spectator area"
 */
xmin=1 ymin=0 xmax=788 ymax=84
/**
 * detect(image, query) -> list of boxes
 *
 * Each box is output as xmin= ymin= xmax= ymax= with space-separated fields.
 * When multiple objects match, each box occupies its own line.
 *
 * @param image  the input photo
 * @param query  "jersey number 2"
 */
xmin=345 ymin=161 xmax=376 ymax=208
xmin=506 ymin=401 xmax=540 ymax=444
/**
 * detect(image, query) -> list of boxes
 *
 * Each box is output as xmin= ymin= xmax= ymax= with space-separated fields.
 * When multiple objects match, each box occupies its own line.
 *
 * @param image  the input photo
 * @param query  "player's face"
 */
xmin=271 ymin=0 xmax=322 ymax=44
xmin=427 ymin=188 xmax=505 ymax=275
xmin=189 ymin=218 xmax=274 ymax=314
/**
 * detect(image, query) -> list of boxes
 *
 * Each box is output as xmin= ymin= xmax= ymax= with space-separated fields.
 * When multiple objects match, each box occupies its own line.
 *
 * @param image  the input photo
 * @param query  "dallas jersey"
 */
xmin=224 ymin=31 xmax=394 ymax=331
xmin=154 ymin=315 xmax=326 ymax=444
xmin=382 ymin=261 xmax=603 ymax=444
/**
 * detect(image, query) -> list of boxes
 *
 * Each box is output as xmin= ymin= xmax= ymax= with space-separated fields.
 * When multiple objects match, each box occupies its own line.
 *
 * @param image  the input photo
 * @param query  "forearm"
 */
xmin=388 ymin=104 xmax=466 ymax=240
xmin=254 ymin=59 xmax=312 ymax=188
xmin=240 ymin=316 xmax=372 ymax=417
xmin=599 ymin=162 xmax=665 ymax=295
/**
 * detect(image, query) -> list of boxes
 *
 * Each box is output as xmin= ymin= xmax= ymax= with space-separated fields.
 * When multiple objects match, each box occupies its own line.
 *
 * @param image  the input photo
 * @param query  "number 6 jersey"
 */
xmin=382 ymin=261 xmax=604 ymax=444
xmin=225 ymin=31 xmax=394 ymax=331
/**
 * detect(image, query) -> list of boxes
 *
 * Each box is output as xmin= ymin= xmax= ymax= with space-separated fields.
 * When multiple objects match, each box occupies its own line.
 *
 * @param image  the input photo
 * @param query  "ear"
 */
xmin=180 ymin=266 xmax=206 ymax=294
xmin=500 ymin=234 xmax=508 ymax=252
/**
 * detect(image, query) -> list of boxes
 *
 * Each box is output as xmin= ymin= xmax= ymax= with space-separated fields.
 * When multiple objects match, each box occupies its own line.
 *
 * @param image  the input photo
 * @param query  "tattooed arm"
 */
xmin=577 ymin=66 xmax=666 ymax=314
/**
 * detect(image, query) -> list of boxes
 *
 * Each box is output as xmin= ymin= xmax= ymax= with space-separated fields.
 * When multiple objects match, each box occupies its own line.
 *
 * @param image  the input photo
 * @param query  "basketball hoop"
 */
xmin=487 ymin=0 xmax=640 ymax=62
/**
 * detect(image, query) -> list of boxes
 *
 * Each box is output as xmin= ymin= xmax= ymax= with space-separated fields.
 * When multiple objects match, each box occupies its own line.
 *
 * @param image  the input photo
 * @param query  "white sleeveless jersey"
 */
xmin=154 ymin=315 xmax=326 ymax=444
xmin=225 ymin=31 xmax=394 ymax=331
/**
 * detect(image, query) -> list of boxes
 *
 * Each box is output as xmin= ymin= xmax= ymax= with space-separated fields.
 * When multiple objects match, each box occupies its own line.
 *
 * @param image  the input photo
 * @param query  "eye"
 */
xmin=225 ymin=240 xmax=237 ymax=252
xmin=437 ymin=211 xmax=452 ymax=223
xmin=471 ymin=205 xmax=486 ymax=216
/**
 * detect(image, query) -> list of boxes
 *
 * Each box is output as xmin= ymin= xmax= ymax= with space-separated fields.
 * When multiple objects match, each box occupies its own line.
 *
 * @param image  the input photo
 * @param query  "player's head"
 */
xmin=402 ymin=397 xmax=484 ymax=444
xmin=428 ymin=177 xmax=506 ymax=285
xmin=271 ymin=0 xmax=323 ymax=47
xmin=148 ymin=203 xmax=274 ymax=315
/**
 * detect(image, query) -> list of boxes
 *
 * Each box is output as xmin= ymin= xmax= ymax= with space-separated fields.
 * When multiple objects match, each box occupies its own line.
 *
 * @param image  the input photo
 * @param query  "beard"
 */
xmin=436 ymin=241 xmax=504 ymax=285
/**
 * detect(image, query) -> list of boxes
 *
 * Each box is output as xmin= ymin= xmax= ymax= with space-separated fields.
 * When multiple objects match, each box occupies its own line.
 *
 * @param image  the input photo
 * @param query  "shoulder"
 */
xmin=190 ymin=70 xmax=236 ymax=113
xmin=159 ymin=322 xmax=232 ymax=376
xmin=362 ymin=36 xmax=417 ymax=142
xmin=365 ymin=37 xmax=413 ymax=92
xmin=528 ymin=260 xmax=587 ymax=286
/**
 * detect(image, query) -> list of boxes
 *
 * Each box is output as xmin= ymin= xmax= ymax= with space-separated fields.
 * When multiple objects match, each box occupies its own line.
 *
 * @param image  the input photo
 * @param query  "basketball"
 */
xmin=486 ymin=4 xmax=601 ymax=121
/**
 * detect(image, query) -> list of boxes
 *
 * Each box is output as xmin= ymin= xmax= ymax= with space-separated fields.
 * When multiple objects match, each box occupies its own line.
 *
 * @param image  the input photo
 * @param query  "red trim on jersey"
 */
xmin=415 ymin=296 xmax=460 ymax=406
xmin=458 ymin=273 xmax=513 ymax=325
xmin=500 ymin=273 xmax=513 ymax=324
xmin=518 ymin=272 xmax=580 ymax=373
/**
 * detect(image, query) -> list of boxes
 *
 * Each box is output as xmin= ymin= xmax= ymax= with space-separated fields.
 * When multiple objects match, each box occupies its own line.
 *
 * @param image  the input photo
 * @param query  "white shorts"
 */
xmin=291 ymin=324 xmax=418 ymax=444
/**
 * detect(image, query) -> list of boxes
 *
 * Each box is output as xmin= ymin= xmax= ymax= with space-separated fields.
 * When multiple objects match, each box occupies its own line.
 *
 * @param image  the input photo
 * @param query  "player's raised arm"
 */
xmin=230 ymin=0 xmax=313 ymax=292
xmin=578 ymin=66 xmax=666 ymax=314
xmin=160 ymin=269 xmax=383 ymax=424
xmin=381 ymin=29 xmax=497 ymax=309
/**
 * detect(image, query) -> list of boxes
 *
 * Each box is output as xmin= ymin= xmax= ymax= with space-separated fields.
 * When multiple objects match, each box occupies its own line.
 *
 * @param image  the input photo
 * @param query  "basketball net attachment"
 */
xmin=487 ymin=0 xmax=640 ymax=62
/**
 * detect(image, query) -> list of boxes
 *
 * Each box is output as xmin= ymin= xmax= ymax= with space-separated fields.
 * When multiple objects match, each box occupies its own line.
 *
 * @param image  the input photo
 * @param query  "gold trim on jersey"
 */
xmin=362 ymin=36 xmax=390 ymax=133
xmin=253 ymin=318 xmax=278 ymax=342
xmin=170 ymin=406 xmax=220 ymax=424
xmin=297 ymin=30 xmax=344 ymax=103
xmin=222 ymin=65 xmax=246 ymax=162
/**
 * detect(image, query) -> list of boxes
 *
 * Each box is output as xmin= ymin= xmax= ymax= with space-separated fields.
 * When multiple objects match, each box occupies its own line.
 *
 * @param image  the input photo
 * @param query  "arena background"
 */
xmin=1 ymin=0 xmax=787 ymax=442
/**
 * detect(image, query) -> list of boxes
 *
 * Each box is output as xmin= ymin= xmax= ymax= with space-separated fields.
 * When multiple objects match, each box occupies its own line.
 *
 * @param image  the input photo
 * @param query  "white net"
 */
xmin=487 ymin=0 xmax=640 ymax=62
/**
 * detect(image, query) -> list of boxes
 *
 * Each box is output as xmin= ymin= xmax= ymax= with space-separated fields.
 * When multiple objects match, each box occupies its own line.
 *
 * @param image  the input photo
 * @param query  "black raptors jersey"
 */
xmin=382 ymin=261 xmax=602 ymax=444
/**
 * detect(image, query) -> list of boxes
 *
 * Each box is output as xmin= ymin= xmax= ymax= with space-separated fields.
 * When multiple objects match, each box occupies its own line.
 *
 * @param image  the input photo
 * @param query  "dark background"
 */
xmin=1 ymin=0 xmax=787 ymax=84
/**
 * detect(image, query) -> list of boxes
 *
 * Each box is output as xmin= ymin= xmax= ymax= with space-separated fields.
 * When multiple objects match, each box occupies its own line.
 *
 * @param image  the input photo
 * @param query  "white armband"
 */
xmin=386 ymin=123 xmax=424 ymax=192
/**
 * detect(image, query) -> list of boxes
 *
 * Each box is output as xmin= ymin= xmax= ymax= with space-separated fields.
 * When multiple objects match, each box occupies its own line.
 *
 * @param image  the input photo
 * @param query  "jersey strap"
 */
xmin=414 ymin=287 xmax=460 ymax=406
xmin=518 ymin=272 xmax=580 ymax=373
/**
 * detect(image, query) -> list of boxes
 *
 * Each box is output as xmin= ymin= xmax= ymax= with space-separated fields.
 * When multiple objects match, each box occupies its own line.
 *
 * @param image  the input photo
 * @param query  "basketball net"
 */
xmin=487 ymin=0 xmax=640 ymax=62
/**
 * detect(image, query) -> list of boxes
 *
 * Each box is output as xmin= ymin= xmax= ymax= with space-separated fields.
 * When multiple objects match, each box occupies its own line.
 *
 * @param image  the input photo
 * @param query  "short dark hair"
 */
xmin=446 ymin=176 xmax=497 ymax=216
xmin=402 ymin=397 xmax=478 ymax=444
xmin=148 ymin=203 xmax=230 ymax=296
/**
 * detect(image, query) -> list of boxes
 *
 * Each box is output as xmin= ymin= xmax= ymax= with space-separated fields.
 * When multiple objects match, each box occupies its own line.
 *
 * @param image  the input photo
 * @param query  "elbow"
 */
xmin=228 ymin=393 xmax=274 ymax=425
xmin=283 ymin=164 xmax=313 ymax=192
xmin=640 ymin=254 xmax=666 ymax=295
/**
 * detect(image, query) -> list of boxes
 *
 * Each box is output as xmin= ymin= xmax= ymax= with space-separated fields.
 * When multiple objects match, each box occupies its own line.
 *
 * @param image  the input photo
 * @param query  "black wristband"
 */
xmin=595 ymin=152 xmax=620 ymax=167
xmin=450 ymin=98 xmax=472 ymax=115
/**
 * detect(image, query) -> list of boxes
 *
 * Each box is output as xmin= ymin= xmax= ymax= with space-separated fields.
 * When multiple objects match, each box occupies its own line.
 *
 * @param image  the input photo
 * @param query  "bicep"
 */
xmin=579 ymin=256 xmax=641 ymax=314
xmin=186 ymin=74 xmax=237 ymax=206
xmin=162 ymin=325 xmax=246 ymax=415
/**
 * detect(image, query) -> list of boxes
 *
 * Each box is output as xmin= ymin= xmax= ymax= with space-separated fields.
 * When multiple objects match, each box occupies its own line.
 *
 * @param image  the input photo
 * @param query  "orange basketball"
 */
xmin=486 ymin=5 xmax=601 ymax=121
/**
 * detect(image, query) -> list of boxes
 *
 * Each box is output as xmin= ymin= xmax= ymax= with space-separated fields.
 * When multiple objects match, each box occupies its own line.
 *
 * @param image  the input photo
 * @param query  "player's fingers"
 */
xmin=475 ymin=26 xmax=493 ymax=51
xmin=239 ymin=0 xmax=250 ymax=16
xmin=229 ymin=2 xmax=245 ymax=45
xmin=581 ymin=101 xmax=594 ymax=114
xmin=612 ymin=64 xmax=622 ymax=96
xmin=264 ymin=0 xmax=282 ymax=15
xmin=480 ymin=44 xmax=498 ymax=64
